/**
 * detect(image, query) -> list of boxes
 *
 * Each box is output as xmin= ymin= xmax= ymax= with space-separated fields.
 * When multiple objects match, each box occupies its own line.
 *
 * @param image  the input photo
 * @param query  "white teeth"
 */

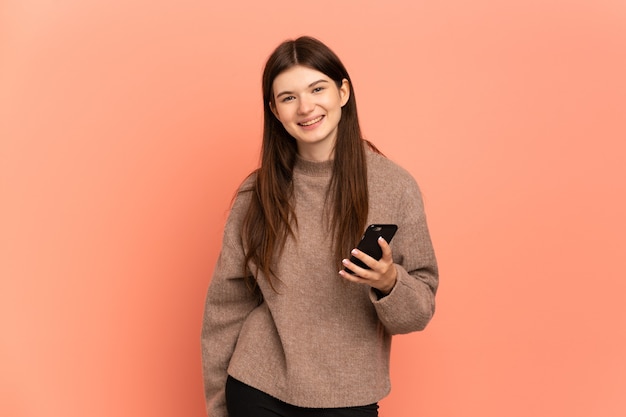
xmin=299 ymin=116 xmax=323 ymax=126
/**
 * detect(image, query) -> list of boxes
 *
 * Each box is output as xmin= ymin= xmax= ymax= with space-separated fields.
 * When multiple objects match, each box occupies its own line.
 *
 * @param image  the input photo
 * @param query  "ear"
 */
xmin=269 ymin=100 xmax=281 ymax=120
xmin=339 ymin=79 xmax=350 ymax=107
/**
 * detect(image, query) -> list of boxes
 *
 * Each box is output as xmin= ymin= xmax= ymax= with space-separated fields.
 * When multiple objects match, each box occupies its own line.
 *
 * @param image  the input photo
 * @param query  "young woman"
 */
xmin=201 ymin=36 xmax=438 ymax=417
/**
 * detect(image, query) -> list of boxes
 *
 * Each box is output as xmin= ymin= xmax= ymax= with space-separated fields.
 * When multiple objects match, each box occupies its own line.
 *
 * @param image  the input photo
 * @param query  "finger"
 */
xmin=339 ymin=267 xmax=372 ymax=284
xmin=341 ymin=258 xmax=375 ymax=279
xmin=378 ymin=237 xmax=394 ymax=262
xmin=339 ymin=268 xmax=360 ymax=282
xmin=348 ymin=248 xmax=377 ymax=270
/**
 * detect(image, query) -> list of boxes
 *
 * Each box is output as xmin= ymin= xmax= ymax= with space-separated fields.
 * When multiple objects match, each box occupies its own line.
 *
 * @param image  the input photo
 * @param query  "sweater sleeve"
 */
xmin=201 ymin=194 xmax=260 ymax=417
xmin=369 ymin=178 xmax=439 ymax=335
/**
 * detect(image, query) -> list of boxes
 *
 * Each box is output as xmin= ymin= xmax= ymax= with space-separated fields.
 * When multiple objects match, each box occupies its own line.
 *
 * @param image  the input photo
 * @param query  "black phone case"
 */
xmin=344 ymin=224 xmax=398 ymax=274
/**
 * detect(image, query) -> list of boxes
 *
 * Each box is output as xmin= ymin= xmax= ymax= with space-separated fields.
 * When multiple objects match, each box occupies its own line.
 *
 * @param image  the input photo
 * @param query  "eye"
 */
xmin=312 ymin=86 xmax=324 ymax=93
xmin=281 ymin=95 xmax=296 ymax=103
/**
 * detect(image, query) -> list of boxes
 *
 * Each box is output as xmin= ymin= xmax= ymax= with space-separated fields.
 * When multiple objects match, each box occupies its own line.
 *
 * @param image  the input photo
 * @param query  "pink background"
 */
xmin=2 ymin=1 xmax=625 ymax=416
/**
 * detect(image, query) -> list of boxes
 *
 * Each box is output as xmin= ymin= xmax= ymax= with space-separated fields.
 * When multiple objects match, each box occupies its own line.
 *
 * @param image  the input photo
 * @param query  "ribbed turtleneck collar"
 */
xmin=293 ymin=155 xmax=333 ymax=177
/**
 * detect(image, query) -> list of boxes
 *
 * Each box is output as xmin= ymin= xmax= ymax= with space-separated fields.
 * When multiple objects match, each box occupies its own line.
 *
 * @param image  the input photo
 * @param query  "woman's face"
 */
xmin=271 ymin=65 xmax=349 ymax=161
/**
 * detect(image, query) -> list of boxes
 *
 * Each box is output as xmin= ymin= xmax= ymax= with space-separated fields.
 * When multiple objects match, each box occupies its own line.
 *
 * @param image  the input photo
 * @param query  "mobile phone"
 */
xmin=344 ymin=224 xmax=398 ymax=274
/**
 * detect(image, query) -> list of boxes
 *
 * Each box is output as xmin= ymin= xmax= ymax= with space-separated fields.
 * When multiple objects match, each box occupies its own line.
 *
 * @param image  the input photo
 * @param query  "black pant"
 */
xmin=225 ymin=376 xmax=379 ymax=417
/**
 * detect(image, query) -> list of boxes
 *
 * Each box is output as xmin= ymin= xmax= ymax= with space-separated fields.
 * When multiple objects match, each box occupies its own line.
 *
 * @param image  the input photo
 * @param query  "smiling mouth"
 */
xmin=298 ymin=116 xmax=324 ymax=127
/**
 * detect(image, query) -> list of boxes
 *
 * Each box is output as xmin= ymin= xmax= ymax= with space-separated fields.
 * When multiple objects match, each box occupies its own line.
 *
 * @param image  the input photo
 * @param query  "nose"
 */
xmin=297 ymin=96 xmax=314 ymax=114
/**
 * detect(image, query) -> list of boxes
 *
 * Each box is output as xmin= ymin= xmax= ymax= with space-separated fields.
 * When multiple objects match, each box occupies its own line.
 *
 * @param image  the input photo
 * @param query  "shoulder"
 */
xmin=219 ymin=171 xmax=258 ymax=246
xmin=237 ymin=171 xmax=257 ymax=194
xmin=227 ymin=171 xmax=257 ymax=217
xmin=366 ymin=149 xmax=421 ymax=193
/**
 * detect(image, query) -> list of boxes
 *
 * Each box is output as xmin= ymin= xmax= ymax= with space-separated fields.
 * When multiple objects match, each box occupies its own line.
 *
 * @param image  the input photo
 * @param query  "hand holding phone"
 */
xmin=344 ymin=224 xmax=398 ymax=275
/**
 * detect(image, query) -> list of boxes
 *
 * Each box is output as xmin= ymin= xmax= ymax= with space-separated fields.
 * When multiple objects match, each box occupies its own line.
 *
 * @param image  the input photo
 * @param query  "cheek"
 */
xmin=329 ymin=98 xmax=344 ymax=116
xmin=275 ymin=110 xmax=294 ymax=130
xmin=331 ymin=94 xmax=346 ymax=111
xmin=275 ymin=104 xmax=293 ymax=121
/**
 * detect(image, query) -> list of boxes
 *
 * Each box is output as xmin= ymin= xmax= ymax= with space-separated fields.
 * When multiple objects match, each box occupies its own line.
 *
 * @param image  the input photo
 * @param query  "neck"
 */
xmin=296 ymin=143 xmax=335 ymax=162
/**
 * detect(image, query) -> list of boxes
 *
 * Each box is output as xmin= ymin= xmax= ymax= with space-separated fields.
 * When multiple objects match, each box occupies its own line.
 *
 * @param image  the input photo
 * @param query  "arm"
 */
xmin=374 ymin=180 xmax=438 ymax=334
xmin=201 ymin=201 xmax=260 ymax=417
xmin=339 ymin=180 xmax=438 ymax=334
xmin=369 ymin=260 xmax=437 ymax=334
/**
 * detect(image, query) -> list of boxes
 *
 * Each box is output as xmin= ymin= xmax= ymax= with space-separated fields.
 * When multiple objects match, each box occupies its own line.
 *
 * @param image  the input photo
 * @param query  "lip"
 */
xmin=298 ymin=115 xmax=324 ymax=128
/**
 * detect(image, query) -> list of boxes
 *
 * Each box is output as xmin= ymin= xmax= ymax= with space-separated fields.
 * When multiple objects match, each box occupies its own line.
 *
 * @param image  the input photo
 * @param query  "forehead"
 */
xmin=272 ymin=65 xmax=332 ymax=94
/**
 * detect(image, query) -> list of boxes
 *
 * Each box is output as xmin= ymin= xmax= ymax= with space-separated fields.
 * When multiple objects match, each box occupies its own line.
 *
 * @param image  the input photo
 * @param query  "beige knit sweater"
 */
xmin=201 ymin=150 xmax=438 ymax=416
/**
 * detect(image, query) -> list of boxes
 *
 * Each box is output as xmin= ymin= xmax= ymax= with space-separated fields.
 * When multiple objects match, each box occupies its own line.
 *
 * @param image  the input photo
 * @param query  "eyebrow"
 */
xmin=275 ymin=79 xmax=329 ymax=99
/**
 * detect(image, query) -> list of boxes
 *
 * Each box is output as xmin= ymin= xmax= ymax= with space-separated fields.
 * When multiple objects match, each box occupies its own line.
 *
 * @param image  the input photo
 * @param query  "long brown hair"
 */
xmin=241 ymin=36 xmax=379 ymax=290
